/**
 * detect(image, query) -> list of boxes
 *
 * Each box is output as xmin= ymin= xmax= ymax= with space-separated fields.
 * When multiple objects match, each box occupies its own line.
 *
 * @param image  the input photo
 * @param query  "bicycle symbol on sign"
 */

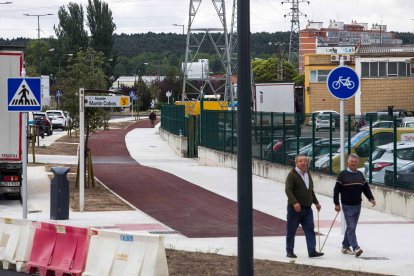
xmin=332 ymin=76 xmax=355 ymax=90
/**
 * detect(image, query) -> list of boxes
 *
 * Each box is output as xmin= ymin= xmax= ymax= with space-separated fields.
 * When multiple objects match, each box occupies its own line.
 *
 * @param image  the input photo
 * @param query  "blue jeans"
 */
xmin=286 ymin=205 xmax=316 ymax=254
xmin=342 ymin=204 xmax=361 ymax=250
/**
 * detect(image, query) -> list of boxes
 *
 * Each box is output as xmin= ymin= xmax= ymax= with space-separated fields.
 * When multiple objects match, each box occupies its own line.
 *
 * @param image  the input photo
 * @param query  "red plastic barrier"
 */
xmin=26 ymin=223 xmax=57 ymax=276
xmin=26 ymin=222 xmax=90 ymax=276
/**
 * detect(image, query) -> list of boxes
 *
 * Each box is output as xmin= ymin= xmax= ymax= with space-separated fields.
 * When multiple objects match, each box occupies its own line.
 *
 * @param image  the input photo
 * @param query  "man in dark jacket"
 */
xmin=334 ymin=153 xmax=376 ymax=257
xmin=285 ymin=154 xmax=324 ymax=258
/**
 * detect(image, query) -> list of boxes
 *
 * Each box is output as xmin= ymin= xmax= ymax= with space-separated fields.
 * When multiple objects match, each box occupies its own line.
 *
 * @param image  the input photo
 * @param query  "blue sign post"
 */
xmin=326 ymin=62 xmax=360 ymax=235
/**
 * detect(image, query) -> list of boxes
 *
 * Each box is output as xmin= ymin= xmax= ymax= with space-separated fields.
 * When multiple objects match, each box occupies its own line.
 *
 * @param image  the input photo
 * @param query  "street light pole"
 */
xmin=23 ymin=13 xmax=53 ymax=40
xmin=172 ymin=23 xmax=185 ymax=35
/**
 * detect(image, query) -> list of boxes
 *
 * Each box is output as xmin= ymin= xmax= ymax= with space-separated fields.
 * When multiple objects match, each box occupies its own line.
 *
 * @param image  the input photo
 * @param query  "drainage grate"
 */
xmin=359 ymin=257 xmax=390 ymax=260
xmin=148 ymin=230 xmax=180 ymax=235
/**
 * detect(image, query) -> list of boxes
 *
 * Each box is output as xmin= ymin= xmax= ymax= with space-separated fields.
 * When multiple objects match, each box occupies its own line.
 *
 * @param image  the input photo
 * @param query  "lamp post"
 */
xmin=172 ymin=23 xmax=185 ymax=35
xmin=269 ymin=42 xmax=285 ymax=80
xmin=23 ymin=13 xmax=53 ymax=40
xmin=59 ymin=53 xmax=73 ymax=73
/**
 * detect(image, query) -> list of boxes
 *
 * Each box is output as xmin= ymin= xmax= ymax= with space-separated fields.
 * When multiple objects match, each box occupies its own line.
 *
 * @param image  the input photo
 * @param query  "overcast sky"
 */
xmin=0 ymin=0 xmax=413 ymax=40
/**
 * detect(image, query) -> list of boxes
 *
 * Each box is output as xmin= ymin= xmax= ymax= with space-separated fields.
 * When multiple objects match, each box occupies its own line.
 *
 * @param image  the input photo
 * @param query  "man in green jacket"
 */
xmin=285 ymin=153 xmax=324 ymax=258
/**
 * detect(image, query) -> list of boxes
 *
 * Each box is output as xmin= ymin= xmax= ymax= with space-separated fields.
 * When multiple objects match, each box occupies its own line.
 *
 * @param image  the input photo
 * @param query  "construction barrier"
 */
xmin=0 ymin=217 xmax=34 ymax=272
xmin=26 ymin=222 xmax=90 ymax=276
xmin=83 ymin=229 xmax=169 ymax=276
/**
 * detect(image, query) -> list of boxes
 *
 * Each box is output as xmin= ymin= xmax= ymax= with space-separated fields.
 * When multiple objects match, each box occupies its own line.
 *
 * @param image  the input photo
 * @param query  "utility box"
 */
xmin=50 ymin=167 xmax=70 ymax=220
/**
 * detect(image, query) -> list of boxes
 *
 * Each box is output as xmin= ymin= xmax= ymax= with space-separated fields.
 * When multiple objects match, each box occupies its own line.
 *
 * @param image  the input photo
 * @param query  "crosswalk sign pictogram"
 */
xmin=8 ymin=78 xmax=41 ymax=111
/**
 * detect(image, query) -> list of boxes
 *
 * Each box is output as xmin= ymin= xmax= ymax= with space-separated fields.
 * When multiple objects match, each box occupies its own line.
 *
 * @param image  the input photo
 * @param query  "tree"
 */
xmin=86 ymin=0 xmax=116 ymax=58
xmin=56 ymin=48 xmax=108 ymax=149
xmin=25 ymin=40 xmax=54 ymax=76
xmin=54 ymin=3 xmax=89 ymax=54
xmin=252 ymin=57 xmax=297 ymax=83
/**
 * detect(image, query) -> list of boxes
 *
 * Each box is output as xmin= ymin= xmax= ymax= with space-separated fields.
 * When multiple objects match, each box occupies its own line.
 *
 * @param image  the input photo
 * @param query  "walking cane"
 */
xmin=320 ymin=211 xmax=339 ymax=252
xmin=317 ymin=210 xmax=320 ymax=252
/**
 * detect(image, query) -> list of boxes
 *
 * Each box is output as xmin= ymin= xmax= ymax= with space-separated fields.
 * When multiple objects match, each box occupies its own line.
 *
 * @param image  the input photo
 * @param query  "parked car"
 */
xmin=359 ymin=120 xmax=394 ymax=132
xmin=29 ymin=112 xmax=53 ymax=137
xmin=46 ymin=110 xmax=70 ymax=130
xmin=264 ymin=137 xmax=318 ymax=162
xmin=309 ymin=139 xmax=348 ymax=171
xmin=354 ymin=112 xmax=379 ymax=131
xmin=315 ymin=114 xmax=336 ymax=131
xmin=364 ymin=142 xmax=414 ymax=184
xmin=384 ymin=162 xmax=414 ymax=190
xmin=286 ymin=138 xmax=343 ymax=166
xmin=401 ymin=117 xmax=414 ymax=128
xmin=309 ymin=110 xmax=339 ymax=126
xmin=217 ymin=121 xmax=237 ymax=147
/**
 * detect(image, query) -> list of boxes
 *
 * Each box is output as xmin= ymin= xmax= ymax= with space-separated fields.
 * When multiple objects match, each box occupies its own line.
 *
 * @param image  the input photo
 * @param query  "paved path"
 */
xmin=88 ymin=120 xmax=291 ymax=238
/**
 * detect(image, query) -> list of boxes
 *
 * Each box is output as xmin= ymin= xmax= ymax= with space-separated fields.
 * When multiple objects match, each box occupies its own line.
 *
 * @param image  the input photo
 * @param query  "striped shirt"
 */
xmin=333 ymin=168 xmax=374 ymax=206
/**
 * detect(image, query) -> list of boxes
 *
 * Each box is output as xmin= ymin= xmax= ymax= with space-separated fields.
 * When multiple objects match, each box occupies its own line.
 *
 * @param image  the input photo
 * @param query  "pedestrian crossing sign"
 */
xmin=7 ymin=78 xmax=41 ymax=112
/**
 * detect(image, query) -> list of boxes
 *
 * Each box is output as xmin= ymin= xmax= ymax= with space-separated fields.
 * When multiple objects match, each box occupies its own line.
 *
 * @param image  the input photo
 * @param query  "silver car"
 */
xmin=364 ymin=142 xmax=414 ymax=184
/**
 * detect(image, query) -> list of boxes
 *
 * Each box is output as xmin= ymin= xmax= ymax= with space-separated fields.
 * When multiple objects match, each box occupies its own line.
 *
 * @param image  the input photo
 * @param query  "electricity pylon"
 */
xmin=282 ymin=0 xmax=309 ymax=65
xmin=181 ymin=0 xmax=234 ymax=111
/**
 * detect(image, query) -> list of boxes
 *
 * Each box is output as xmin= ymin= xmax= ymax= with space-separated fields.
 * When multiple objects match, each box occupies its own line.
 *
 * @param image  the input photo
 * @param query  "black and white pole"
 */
xmin=79 ymin=88 xmax=85 ymax=211
xmin=21 ymin=67 xmax=28 ymax=219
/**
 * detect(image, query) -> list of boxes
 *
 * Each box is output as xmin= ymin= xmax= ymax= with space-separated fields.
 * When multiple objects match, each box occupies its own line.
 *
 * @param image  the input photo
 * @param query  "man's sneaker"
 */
xmin=354 ymin=247 xmax=363 ymax=257
xmin=309 ymin=251 xmax=324 ymax=258
xmin=341 ymin=247 xmax=354 ymax=255
xmin=286 ymin=252 xmax=297 ymax=258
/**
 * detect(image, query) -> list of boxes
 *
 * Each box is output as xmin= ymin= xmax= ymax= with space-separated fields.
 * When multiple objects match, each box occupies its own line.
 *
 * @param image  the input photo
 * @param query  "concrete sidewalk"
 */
xmin=5 ymin=123 xmax=414 ymax=275
xmin=125 ymin=127 xmax=414 ymax=276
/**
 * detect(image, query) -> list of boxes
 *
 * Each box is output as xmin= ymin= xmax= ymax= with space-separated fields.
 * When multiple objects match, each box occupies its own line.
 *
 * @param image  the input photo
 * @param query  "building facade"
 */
xmin=303 ymin=45 xmax=414 ymax=115
xmin=299 ymin=20 xmax=402 ymax=72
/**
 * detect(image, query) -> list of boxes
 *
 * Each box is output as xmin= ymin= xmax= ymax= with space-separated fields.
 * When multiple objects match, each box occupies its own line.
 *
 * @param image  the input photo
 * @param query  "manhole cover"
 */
xmin=359 ymin=257 xmax=390 ymax=260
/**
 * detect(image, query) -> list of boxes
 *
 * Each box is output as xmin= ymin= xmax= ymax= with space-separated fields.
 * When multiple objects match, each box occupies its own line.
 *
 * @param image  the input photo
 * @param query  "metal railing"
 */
xmin=161 ymin=107 xmax=414 ymax=191
xmin=160 ymin=104 xmax=186 ymax=136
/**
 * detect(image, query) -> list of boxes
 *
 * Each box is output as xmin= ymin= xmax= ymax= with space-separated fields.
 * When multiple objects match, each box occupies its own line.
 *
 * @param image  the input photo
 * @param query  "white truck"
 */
xmin=0 ymin=47 xmax=24 ymax=199
xmin=254 ymin=83 xmax=295 ymax=113
xmin=253 ymin=83 xmax=300 ymax=140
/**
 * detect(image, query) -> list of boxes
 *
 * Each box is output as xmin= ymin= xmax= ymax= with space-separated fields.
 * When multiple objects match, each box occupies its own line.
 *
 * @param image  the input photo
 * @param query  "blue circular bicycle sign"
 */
xmin=326 ymin=66 xmax=359 ymax=99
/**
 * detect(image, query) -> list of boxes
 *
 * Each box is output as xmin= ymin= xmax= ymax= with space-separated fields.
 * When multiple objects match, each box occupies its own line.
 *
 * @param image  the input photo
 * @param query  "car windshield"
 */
xmin=372 ymin=148 xmax=386 ymax=160
xmin=47 ymin=112 xmax=62 ymax=116
xmin=351 ymin=130 xmax=368 ymax=147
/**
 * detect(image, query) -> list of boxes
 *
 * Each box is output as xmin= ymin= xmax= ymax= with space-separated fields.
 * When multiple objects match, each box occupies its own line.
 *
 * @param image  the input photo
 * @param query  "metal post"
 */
xmin=21 ymin=68 xmax=28 ymax=219
xmin=237 ymin=0 xmax=253 ymax=274
xmin=339 ymin=57 xmax=346 ymax=235
xmin=79 ymin=88 xmax=85 ymax=212
xmin=22 ymin=112 xmax=28 ymax=219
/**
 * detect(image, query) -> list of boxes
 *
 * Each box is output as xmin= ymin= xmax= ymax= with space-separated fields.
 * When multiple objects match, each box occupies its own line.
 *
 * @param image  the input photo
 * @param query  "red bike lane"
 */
xmin=88 ymin=120 xmax=294 ymax=238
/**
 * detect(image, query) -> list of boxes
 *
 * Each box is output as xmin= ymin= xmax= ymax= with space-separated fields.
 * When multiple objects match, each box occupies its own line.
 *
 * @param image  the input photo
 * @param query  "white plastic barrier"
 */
xmin=0 ymin=217 xmax=34 ymax=272
xmin=83 ymin=229 xmax=169 ymax=276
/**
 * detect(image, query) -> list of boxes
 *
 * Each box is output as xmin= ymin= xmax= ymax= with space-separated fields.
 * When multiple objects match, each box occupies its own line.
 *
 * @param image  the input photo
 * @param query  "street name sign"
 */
xmin=85 ymin=96 xmax=129 ymax=107
xmin=326 ymin=66 xmax=359 ymax=100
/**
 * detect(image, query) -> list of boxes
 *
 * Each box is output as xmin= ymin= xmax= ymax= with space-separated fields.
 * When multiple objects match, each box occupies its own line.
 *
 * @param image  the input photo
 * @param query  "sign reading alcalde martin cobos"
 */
xmin=85 ymin=96 xmax=129 ymax=107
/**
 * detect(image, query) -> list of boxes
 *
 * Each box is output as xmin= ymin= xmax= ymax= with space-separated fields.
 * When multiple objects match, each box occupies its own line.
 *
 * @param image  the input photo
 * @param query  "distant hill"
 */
xmin=1 ymin=31 xmax=413 ymax=58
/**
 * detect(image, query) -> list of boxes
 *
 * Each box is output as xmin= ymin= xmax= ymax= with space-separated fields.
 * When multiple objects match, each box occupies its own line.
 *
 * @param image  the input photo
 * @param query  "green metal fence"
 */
xmin=160 ymin=104 xmax=186 ymax=136
xmin=162 ymin=106 xmax=414 ymax=191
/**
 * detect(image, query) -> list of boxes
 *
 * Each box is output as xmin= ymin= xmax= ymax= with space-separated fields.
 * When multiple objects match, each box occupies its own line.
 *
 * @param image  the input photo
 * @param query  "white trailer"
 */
xmin=0 ymin=48 xmax=23 ymax=198
xmin=254 ymin=83 xmax=295 ymax=113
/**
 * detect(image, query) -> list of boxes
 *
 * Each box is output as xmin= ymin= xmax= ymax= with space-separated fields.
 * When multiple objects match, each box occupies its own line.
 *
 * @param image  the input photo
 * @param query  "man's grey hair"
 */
xmin=295 ymin=153 xmax=308 ymax=162
xmin=348 ymin=153 xmax=360 ymax=161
